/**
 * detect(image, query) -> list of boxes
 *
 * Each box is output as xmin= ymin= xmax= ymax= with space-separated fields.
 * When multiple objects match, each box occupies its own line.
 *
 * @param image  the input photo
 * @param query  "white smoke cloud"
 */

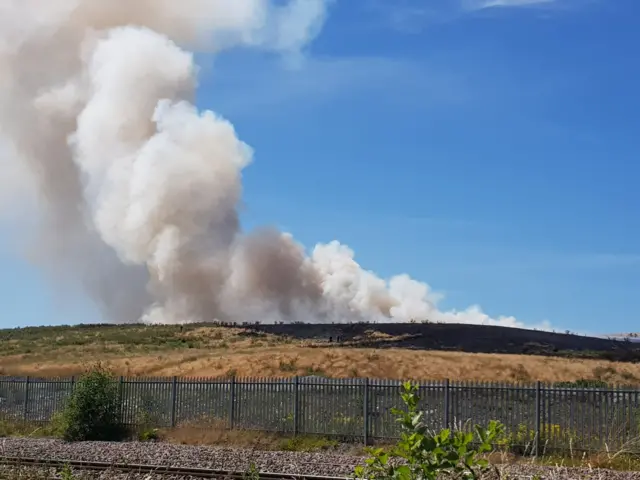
xmin=0 ymin=0 xmax=546 ymax=329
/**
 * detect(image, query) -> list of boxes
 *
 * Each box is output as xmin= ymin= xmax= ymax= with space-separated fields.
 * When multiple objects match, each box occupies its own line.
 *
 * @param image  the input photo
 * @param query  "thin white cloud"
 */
xmin=467 ymin=0 xmax=556 ymax=9
xmin=363 ymin=0 xmax=460 ymax=32
xmin=368 ymin=0 xmax=578 ymax=33
xmin=200 ymin=54 xmax=469 ymax=118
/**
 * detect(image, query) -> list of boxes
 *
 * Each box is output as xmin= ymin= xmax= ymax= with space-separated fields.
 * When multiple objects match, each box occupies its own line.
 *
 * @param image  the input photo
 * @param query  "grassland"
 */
xmin=1 ymin=322 xmax=640 ymax=384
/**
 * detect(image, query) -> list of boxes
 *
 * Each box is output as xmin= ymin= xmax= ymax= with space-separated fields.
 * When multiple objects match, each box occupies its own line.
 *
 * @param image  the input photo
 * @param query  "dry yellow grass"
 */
xmin=156 ymin=419 xmax=342 ymax=452
xmin=1 ymin=323 xmax=639 ymax=384
xmin=2 ymin=340 xmax=640 ymax=384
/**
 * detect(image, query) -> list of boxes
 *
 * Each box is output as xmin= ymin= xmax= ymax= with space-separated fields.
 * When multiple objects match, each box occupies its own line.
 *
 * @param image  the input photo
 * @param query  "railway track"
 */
xmin=0 ymin=456 xmax=351 ymax=480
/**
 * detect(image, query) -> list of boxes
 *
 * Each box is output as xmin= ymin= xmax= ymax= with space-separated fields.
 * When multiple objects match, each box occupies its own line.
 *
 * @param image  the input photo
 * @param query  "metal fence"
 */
xmin=1 ymin=376 xmax=640 ymax=453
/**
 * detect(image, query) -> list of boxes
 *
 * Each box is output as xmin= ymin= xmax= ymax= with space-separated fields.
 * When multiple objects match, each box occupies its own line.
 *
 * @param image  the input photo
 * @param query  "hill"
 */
xmin=1 ymin=322 xmax=640 ymax=384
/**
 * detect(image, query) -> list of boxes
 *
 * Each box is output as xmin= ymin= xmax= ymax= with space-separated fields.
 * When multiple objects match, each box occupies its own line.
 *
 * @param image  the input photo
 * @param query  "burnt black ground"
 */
xmin=239 ymin=322 xmax=640 ymax=362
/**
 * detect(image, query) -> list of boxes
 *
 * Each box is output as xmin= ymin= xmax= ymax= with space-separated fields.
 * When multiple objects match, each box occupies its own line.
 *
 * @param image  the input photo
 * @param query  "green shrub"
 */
xmin=60 ymin=364 xmax=129 ymax=442
xmin=138 ymin=427 xmax=160 ymax=442
xmin=59 ymin=464 xmax=76 ymax=480
xmin=243 ymin=462 xmax=260 ymax=480
xmin=354 ymin=382 xmax=503 ymax=480
xmin=553 ymin=378 xmax=610 ymax=388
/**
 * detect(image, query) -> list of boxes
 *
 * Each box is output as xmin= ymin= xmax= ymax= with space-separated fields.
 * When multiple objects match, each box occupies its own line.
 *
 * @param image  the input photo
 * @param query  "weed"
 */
xmin=366 ymin=352 xmax=380 ymax=362
xmin=553 ymin=378 xmax=611 ymax=388
xmin=593 ymin=365 xmax=618 ymax=380
xmin=621 ymin=371 xmax=639 ymax=382
xmin=354 ymin=382 xmax=503 ymax=480
xmin=305 ymin=366 xmax=326 ymax=376
xmin=138 ymin=427 xmax=160 ymax=442
xmin=279 ymin=436 xmax=338 ymax=452
xmin=243 ymin=462 xmax=260 ymax=480
xmin=510 ymin=363 xmax=531 ymax=383
xmin=278 ymin=358 xmax=298 ymax=373
xmin=59 ymin=464 xmax=76 ymax=480
xmin=0 ymin=415 xmax=63 ymax=438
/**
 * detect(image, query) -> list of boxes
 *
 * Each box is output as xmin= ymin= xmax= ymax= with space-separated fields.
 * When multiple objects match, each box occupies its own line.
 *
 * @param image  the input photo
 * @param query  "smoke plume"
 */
xmin=0 ymin=0 xmax=541 ymax=328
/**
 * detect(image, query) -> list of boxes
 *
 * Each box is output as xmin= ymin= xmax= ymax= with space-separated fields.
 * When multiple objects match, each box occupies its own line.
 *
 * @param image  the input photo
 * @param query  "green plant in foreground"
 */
xmin=59 ymin=464 xmax=76 ymax=480
xmin=60 ymin=363 xmax=129 ymax=442
xmin=355 ymin=382 xmax=504 ymax=480
xmin=243 ymin=462 xmax=260 ymax=480
xmin=138 ymin=427 xmax=160 ymax=442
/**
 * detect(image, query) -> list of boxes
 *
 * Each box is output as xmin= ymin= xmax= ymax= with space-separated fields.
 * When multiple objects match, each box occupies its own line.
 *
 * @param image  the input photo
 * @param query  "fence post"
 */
xmin=23 ymin=376 xmax=30 ymax=422
xmin=229 ymin=376 xmax=236 ymax=430
xmin=293 ymin=376 xmax=299 ymax=436
xmin=69 ymin=376 xmax=75 ymax=415
xmin=119 ymin=376 xmax=125 ymax=424
xmin=443 ymin=379 xmax=450 ymax=430
xmin=534 ymin=381 xmax=541 ymax=457
xmin=363 ymin=378 xmax=369 ymax=446
xmin=170 ymin=376 xmax=178 ymax=428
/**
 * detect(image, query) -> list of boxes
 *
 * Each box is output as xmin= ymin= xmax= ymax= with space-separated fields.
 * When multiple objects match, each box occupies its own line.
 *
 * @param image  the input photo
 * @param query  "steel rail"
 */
xmin=0 ymin=456 xmax=351 ymax=480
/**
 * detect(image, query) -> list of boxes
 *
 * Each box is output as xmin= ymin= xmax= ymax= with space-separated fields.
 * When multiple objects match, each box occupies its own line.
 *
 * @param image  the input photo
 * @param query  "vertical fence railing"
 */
xmin=443 ymin=379 xmax=450 ymax=430
xmin=293 ymin=376 xmax=299 ymax=436
xmin=534 ymin=381 xmax=541 ymax=457
xmin=170 ymin=376 xmax=178 ymax=428
xmin=229 ymin=376 xmax=236 ymax=430
xmin=1 ymin=375 xmax=639 ymax=452
xmin=363 ymin=377 xmax=369 ymax=446
xmin=22 ymin=376 xmax=30 ymax=422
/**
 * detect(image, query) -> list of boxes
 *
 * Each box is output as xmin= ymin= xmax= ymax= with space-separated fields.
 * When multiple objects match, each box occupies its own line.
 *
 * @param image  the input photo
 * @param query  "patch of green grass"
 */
xmin=278 ymin=435 xmax=338 ymax=452
xmin=0 ymin=323 xmax=209 ymax=358
xmin=553 ymin=378 xmax=612 ymax=388
xmin=555 ymin=348 xmax=640 ymax=363
xmin=138 ymin=427 xmax=160 ymax=442
xmin=0 ymin=415 xmax=65 ymax=438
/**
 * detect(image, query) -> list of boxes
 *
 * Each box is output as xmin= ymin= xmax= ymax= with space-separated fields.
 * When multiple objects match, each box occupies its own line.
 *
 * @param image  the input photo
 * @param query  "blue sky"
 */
xmin=2 ymin=0 xmax=640 ymax=334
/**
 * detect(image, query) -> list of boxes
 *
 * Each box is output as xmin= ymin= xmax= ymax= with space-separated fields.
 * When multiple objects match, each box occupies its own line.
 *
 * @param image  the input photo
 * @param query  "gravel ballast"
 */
xmin=0 ymin=438 xmax=363 ymax=476
xmin=0 ymin=438 xmax=638 ymax=479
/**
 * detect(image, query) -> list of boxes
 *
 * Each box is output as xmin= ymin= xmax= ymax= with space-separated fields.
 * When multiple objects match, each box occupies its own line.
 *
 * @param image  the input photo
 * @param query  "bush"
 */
xmin=553 ymin=378 xmax=610 ymax=389
xmin=138 ymin=427 xmax=160 ymax=442
xmin=60 ymin=364 xmax=129 ymax=442
xmin=354 ymin=382 xmax=504 ymax=480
